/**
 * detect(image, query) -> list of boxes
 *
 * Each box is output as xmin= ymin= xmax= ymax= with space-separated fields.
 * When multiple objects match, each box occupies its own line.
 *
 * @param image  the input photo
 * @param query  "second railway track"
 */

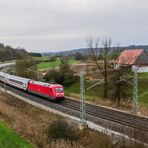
xmin=62 ymin=98 xmax=148 ymax=132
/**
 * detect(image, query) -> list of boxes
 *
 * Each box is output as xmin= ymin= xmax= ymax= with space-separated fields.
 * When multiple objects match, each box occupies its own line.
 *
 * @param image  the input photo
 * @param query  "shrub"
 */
xmin=74 ymin=52 xmax=84 ymax=61
xmin=44 ymin=63 xmax=78 ymax=86
xmin=47 ymin=119 xmax=70 ymax=141
xmin=47 ymin=119 xmax=77 ymax=142
xmin=48 ymin=56 xmax=56 ymax=62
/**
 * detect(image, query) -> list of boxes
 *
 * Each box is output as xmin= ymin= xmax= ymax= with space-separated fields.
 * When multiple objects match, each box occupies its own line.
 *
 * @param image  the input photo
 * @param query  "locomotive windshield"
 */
xmin=56 ymin=88 xmax=63 ymax=93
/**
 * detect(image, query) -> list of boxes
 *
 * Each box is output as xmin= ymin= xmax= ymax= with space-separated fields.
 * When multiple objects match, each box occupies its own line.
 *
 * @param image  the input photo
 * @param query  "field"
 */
xmin=37 ymin=58 xmax=79 ymax=69
xmin=37 ymin=60 xmax=61 ymax=69
xmin=0 ymin=122 xmax=32 ymax=148
xmin=32 ymin=55 xmax=49 ymax=61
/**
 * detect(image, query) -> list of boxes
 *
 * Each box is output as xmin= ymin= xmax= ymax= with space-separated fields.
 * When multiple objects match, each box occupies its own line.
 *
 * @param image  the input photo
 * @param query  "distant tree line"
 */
xmin=0 ymin=43 xmax=28 ymax=62
xmin=29 ymin=52 xmax=42 ymax=57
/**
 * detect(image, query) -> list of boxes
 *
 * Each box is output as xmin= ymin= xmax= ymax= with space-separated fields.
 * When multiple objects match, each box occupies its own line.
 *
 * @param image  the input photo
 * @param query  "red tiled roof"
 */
xmin=117 ymin=49 xmax=143 ymax=65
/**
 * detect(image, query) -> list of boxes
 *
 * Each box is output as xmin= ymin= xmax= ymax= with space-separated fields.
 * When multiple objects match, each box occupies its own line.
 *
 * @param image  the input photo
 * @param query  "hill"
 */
xmin=41 ymin=45 xmax=148 ymax=56
xmin=42 ymin=48 xmax=89 ymax=56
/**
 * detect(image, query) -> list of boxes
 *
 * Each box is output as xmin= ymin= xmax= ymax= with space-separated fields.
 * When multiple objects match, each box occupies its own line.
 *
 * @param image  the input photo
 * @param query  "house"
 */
xmin=117 ymin=49 xmax=148 ymax=66
xmin=116 ymin=49 xmax=148 ymax=72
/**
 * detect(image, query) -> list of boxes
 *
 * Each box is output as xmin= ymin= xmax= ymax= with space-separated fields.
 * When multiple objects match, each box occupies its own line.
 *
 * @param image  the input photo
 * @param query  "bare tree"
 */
xmin=110 ymin=66 xmax=132 ymax=106
xmin=87 ymin=36 xmax=115 ymax=99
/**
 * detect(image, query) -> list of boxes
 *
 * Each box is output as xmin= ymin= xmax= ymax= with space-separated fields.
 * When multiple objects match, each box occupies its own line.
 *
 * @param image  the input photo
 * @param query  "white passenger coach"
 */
xmin=0 ymin=72 xmax=30 ymax=90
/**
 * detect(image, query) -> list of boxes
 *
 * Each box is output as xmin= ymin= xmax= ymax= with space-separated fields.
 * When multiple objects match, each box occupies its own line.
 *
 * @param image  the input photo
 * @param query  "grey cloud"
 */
xmin=0 ymin=0 xmax=148 ymax=52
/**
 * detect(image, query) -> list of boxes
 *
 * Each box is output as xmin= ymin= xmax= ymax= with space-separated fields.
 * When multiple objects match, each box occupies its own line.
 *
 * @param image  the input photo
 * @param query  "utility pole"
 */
xmin=79 ymin=72 xmax=105 ymax=130
xmin=132 ymin=66 xmax=139 ymax=114
xmin=79 ymin=71 xmax=87 ymax=130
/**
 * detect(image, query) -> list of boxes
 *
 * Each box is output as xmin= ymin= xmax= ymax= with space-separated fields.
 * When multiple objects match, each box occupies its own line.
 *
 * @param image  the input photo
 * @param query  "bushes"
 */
xmin=48 ymin=56 xmax=56 ymax=62
xmin=47 ymin=119 xmax=78 ymax=142
xmin=74 ymin=52 xmax=84 ymax=61
xmin=44 ymin=63 xmax=78 ymax=86
xmin=16 ymin=56 xmax=37 ymax=79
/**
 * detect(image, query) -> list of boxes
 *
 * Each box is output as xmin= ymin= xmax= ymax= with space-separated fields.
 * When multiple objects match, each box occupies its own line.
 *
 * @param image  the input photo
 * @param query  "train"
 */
xmin=0 ymin=72 xmax=64 ymax=101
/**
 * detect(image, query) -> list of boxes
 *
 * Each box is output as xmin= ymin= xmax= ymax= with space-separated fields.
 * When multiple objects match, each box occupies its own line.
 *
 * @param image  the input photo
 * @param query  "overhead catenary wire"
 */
xmin=86 ymin=79 xmax=104 ymax=90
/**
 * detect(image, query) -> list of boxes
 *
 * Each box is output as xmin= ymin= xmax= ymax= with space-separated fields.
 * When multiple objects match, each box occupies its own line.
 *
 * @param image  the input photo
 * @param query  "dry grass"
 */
xmin=139 ymin=106 xmax=148 ymax=117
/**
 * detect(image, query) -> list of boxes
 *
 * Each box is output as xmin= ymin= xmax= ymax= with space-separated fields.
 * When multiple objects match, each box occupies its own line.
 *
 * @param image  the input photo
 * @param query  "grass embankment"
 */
xmin=0 ymin=122 xmax=32 ymax=148
xmin=64 ymin=82 xmax=103 ymax=100
xmin=37 ymin=58 xmax=79 ymax=69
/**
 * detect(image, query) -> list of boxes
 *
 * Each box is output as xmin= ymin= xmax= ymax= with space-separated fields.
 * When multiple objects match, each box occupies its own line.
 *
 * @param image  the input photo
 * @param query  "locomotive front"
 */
xmin=51 ymin=84 xmax=64 ymax=100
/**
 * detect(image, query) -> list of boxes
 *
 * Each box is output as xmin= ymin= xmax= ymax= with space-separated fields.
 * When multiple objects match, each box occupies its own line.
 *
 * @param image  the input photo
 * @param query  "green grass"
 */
xmin=37 ymin=60 xmax=61 ymax=69
xmin=138 ymin=74 xmax=148 ymax=106
xmin=138 ymin=72 xmax=148 ymax=78
xmin=37 ymin=59 xmax=79 ymax=69
xmin=0 ymin=122 xmax=33 ymax=148
xmin=64 ymin=82 xmax=103 ymax=100
xmin=32 ymin=56 xmax=49 ymax=61
xmin=65 ymin=73 xmax=148 ymax=106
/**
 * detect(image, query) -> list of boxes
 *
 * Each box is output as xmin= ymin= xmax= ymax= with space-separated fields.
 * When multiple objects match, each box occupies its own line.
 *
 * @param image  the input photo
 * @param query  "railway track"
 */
xmin=62 ymin=98 xmax=148 ymax=132
xmin=0 ymin=81 xmax=148 ymax=142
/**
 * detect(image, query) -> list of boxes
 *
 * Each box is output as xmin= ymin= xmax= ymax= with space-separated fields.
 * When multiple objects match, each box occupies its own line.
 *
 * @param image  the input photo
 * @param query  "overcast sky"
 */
xmin=0 ymin=0 xmax=148 ymax=52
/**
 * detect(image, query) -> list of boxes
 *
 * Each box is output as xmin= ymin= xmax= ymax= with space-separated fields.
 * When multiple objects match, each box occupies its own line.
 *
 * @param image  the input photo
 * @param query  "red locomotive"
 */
xmin=28 ymin=80 xmax=64 ymax=100
xmin=0 ymin=72 xmax=64 ymax=100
